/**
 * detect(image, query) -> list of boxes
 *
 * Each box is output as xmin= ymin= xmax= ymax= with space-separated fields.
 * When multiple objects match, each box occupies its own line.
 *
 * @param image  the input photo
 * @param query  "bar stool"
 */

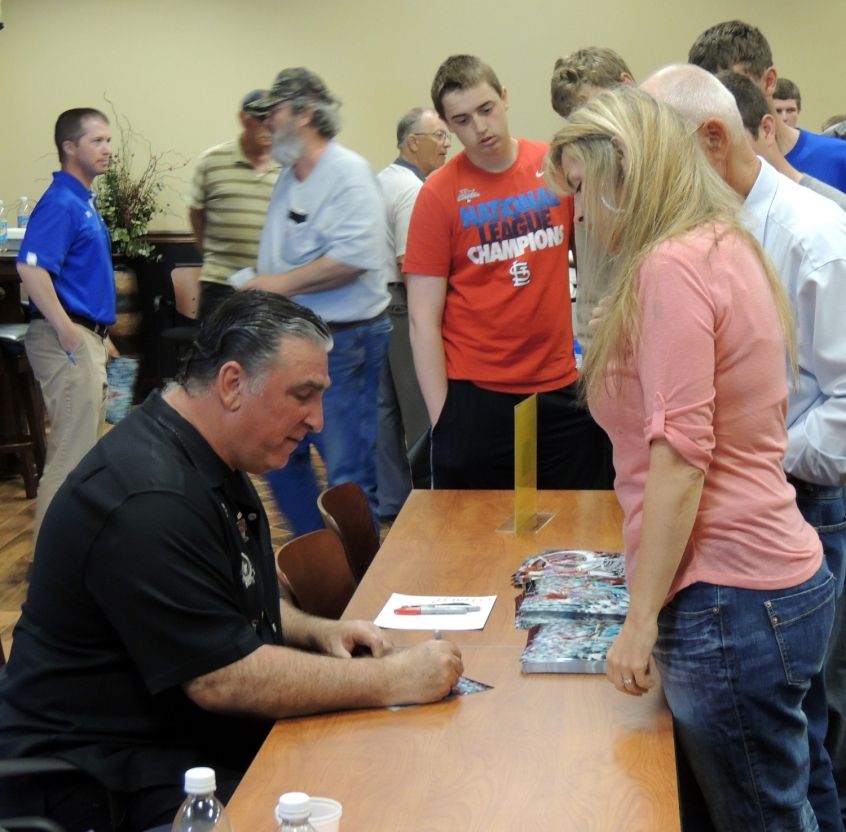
xmin=0 ymin=323 xmax=46 ymax=499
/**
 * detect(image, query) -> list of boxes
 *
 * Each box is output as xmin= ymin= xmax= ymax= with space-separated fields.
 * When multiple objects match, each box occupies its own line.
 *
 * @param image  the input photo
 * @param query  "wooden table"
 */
xmin=227 ymin=491 xmax=680 ymax=831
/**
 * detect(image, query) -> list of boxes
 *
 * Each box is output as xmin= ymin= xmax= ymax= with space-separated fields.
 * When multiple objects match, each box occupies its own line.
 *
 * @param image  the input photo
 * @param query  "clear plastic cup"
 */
xmin=308 ymin=797 xmax=342 ymax=831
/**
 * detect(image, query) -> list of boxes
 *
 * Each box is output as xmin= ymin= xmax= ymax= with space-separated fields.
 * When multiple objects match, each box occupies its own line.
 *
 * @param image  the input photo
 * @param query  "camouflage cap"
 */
xmin=240 ymin=89 xmax=268 ymax=112
xmin=244 ymin=68 xmax=336 ymax=115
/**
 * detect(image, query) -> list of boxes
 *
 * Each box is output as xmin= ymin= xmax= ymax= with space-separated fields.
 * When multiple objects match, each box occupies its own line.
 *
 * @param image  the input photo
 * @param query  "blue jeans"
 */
xmin=265 ymin=315 xmax=390 ymax=537
xmin=654 ymin=567 xmax=835 ymax=832
xmin=792 ymin=481 xmax=846 ymax=830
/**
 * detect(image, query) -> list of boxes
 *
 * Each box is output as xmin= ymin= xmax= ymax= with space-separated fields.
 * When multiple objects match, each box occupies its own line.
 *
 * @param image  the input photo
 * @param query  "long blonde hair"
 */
xmin=545 ymin=86 xmax=795 ymax=398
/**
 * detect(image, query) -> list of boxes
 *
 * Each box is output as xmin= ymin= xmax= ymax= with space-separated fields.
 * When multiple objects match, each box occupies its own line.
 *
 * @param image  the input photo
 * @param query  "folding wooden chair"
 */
xmin=317 ymin=482 xmax=379 ymax=583
xmin=276 ymin=528 xmax=358 ymax=620
xmin=158 ymin=266 xmax=202 ymax=380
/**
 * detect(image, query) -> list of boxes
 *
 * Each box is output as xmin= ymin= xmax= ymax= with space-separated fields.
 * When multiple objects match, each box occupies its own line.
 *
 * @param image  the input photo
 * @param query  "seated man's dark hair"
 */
xmin=178 ymin=291 xmax=332 ymax=391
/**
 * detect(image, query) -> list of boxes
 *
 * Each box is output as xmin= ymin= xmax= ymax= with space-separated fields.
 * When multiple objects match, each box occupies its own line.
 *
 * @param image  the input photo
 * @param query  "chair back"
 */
xmin=276 ymin=528 xmax=358 ymax=620
xmin=317 ymin=482 xmax=379 ymax=582
xmin=171 ymin=266 xmax=202 ymax=320
xmin=0 ymin=758 xmax=79 ymax=832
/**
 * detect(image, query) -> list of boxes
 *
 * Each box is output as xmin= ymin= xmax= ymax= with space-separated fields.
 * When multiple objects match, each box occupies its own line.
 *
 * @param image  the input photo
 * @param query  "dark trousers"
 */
xmin=377 ymin=283 xmax=430 ymax=517
xmin=198 ymin=282 xmax=234 ymax=321
xmin=430 ymin=379 xmax=614 ymax=490
xmin=0 ymin=766 xmax=239 ymax=832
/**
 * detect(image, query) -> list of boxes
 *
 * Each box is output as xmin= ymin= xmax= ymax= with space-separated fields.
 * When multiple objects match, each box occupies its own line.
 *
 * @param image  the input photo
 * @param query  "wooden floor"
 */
xmin=0 ymin=477 xmax=32 ymax=657
xmin=0 ymin=470 xmax=297 ymax=659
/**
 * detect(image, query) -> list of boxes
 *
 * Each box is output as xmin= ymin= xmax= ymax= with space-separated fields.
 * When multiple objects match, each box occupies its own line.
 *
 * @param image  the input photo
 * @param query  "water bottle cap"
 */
xmin=184 ymin=766 xmax=216 ymax=794
xmin=275 ymin=792 xmax=311 ymax=822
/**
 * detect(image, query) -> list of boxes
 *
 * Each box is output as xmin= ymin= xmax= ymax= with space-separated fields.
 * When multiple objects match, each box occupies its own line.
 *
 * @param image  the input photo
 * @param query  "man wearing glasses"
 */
xmin=376 ymin=107 xmax=450 ymax=518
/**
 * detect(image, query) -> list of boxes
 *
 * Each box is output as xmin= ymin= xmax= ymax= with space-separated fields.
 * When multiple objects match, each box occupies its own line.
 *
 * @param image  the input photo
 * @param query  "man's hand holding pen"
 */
xmin=382 ymin=637 xmax=464 ymax=705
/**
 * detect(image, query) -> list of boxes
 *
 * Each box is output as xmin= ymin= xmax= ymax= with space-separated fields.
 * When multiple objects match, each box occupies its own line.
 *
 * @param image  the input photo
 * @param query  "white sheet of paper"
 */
xmin=374 ymin=593 xmax=496 ymax=630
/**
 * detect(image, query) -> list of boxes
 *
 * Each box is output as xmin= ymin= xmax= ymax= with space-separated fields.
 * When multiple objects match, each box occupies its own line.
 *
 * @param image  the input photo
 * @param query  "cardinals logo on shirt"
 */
xmin=509 ymin=261 xmax=531 ymax=287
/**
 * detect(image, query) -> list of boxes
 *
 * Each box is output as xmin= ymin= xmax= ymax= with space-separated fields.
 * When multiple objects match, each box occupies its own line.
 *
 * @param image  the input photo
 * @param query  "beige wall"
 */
xmin=1 ymin=0 xmax=844 ymax=231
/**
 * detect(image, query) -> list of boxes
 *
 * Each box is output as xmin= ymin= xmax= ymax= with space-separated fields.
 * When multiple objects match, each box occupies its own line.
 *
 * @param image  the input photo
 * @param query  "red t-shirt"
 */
xmin=404 ymin=139 xmax=577 ymax=394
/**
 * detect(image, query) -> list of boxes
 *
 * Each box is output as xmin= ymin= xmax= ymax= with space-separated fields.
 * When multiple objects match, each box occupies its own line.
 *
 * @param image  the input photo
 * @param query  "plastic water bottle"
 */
xmin=0 ymin=201 xmax=8 ymax=253
xmin=275 ymin=792 xmax=317 ymax=831
xmin=171 ymin=767 xmax=233 ymax=832
xmin=17 ymin=197 xmax=31 ymax=229
xmin=574 ymin=338 xmax=583 ymax=370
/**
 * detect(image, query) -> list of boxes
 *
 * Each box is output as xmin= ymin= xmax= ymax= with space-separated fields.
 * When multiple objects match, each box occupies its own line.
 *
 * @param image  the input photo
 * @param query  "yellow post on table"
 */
xmin=514 ymin=394 xmax=538 ymax=532
xmin=495 ymin=394 xmax=554 ymax=533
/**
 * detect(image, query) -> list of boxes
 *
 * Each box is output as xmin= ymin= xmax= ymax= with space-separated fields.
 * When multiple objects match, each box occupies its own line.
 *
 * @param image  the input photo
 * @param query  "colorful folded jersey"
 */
xmin=515 ymin=574 xmax=629 ymax=626
xmin=511 ymin=549 xmax=626 ymax=587
xmin=520 ymin=620 xmax=622 ymax=673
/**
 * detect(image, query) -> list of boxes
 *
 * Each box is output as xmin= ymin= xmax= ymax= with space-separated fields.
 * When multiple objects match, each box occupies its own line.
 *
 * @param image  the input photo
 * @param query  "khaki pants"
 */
xmin=25 ymin=319 xmax=107 ymax=542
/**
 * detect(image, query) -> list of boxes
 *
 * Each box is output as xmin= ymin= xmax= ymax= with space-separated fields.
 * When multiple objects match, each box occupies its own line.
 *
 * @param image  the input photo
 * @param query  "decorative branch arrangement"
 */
xmin=95 ymin=96 xmax=188 ymax=260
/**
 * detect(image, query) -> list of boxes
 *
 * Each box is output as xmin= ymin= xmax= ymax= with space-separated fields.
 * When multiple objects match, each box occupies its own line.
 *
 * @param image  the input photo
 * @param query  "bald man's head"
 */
xmin=640 ymin=63 xmax=746 ymax=142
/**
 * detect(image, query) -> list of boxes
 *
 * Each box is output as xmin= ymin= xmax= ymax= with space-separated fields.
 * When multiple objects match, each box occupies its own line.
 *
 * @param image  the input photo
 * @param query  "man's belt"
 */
xmin=786 ymin=473 xmax=843 ymax=498
xmin=31 ymin=310 xmax=110 ymax=338
xmin=326 ymin=312 xmax=386 ymax=333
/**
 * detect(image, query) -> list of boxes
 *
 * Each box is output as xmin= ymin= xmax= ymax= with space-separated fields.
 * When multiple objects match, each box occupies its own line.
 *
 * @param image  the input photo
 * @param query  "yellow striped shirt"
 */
xmin=188 ymin=139 xmax=280 ymax=285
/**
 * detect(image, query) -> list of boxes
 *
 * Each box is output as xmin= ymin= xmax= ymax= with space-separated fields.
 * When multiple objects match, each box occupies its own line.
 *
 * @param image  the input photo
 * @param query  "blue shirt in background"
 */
xmin=18 ymin=171 xmax=115 ymax=325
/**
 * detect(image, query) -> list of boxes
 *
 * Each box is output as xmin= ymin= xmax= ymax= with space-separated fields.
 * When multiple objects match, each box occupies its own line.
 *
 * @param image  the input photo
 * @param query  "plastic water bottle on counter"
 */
xmin=171 ymin=767 xmax=233 ymax=832
xmin=275 ymin=792 xmax=318 ymax=831
xmin=0 ymin=201 xmax=8 ymax=253
xmin=574 ymin=338 xmax=583 ymax=370
xmin=17 ymin=197 xmax=31 ymax=228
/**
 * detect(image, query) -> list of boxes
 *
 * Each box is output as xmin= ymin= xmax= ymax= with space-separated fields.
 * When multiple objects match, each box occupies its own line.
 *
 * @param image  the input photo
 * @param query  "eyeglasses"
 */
xmin=412 ymin=130 xmax=451 ymax=143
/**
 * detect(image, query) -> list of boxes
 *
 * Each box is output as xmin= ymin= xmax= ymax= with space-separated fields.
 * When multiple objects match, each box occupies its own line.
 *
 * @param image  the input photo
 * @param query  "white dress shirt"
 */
xmin=742 ymin=159 xmax=846 ymax=485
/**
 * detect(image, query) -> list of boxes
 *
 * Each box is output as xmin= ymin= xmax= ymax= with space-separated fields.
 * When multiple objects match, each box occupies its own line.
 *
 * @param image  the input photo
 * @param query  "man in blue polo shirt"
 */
xmin=17 ymin=108 xmax=116 ymax=541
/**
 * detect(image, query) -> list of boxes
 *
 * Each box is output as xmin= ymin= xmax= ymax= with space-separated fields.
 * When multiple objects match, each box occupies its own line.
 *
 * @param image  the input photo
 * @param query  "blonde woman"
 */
xmin=546 ymin=86 xmax=834 ymax=831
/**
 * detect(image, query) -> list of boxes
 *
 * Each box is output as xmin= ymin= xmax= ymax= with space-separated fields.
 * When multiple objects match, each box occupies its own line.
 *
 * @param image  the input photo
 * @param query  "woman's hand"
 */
xmin=605 ymin=614 xmax=658 ymax=696
xmin=588 ymin=293 xmax=612 ymax=334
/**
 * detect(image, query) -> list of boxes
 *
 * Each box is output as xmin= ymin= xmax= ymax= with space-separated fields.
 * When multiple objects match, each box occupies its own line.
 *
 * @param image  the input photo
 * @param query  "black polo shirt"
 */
xmin=0 ymin=392 xmax=283 ymax=792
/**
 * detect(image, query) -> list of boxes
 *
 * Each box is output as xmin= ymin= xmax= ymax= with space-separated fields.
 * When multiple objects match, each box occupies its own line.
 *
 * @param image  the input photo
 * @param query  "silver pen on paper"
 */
xmin=394 ymin=603 xmax=481 ymax=616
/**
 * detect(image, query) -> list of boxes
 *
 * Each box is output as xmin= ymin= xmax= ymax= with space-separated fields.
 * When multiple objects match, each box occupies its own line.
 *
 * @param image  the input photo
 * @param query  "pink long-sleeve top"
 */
xmin=590 ymin=225 xmax=822 ymax=602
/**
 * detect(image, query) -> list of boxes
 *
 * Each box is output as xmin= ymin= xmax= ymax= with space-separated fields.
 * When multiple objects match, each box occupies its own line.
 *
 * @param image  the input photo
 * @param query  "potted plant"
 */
xmin=95 ymin=99 xmax=186 ymax=354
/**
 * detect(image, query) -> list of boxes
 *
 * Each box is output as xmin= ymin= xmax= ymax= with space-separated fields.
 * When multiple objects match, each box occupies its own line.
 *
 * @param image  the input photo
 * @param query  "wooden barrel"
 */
xmin=110 ymin=264 xmax=143 ymax=356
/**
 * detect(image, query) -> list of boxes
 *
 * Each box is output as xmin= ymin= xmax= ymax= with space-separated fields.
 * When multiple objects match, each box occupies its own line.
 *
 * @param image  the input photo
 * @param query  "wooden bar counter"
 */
xmin=226 ymin=490 xmax=680 ymax=831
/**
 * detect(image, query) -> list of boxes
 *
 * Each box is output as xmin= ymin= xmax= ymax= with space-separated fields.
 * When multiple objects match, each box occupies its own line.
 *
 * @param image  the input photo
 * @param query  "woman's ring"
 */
xmin=622 ymin=677 xmax=634 ymax=686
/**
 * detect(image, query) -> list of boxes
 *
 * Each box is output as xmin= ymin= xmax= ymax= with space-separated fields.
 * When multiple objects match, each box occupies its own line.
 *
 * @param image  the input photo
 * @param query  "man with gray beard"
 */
xmin=240 ymin=68 xmax=392 ymax=538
